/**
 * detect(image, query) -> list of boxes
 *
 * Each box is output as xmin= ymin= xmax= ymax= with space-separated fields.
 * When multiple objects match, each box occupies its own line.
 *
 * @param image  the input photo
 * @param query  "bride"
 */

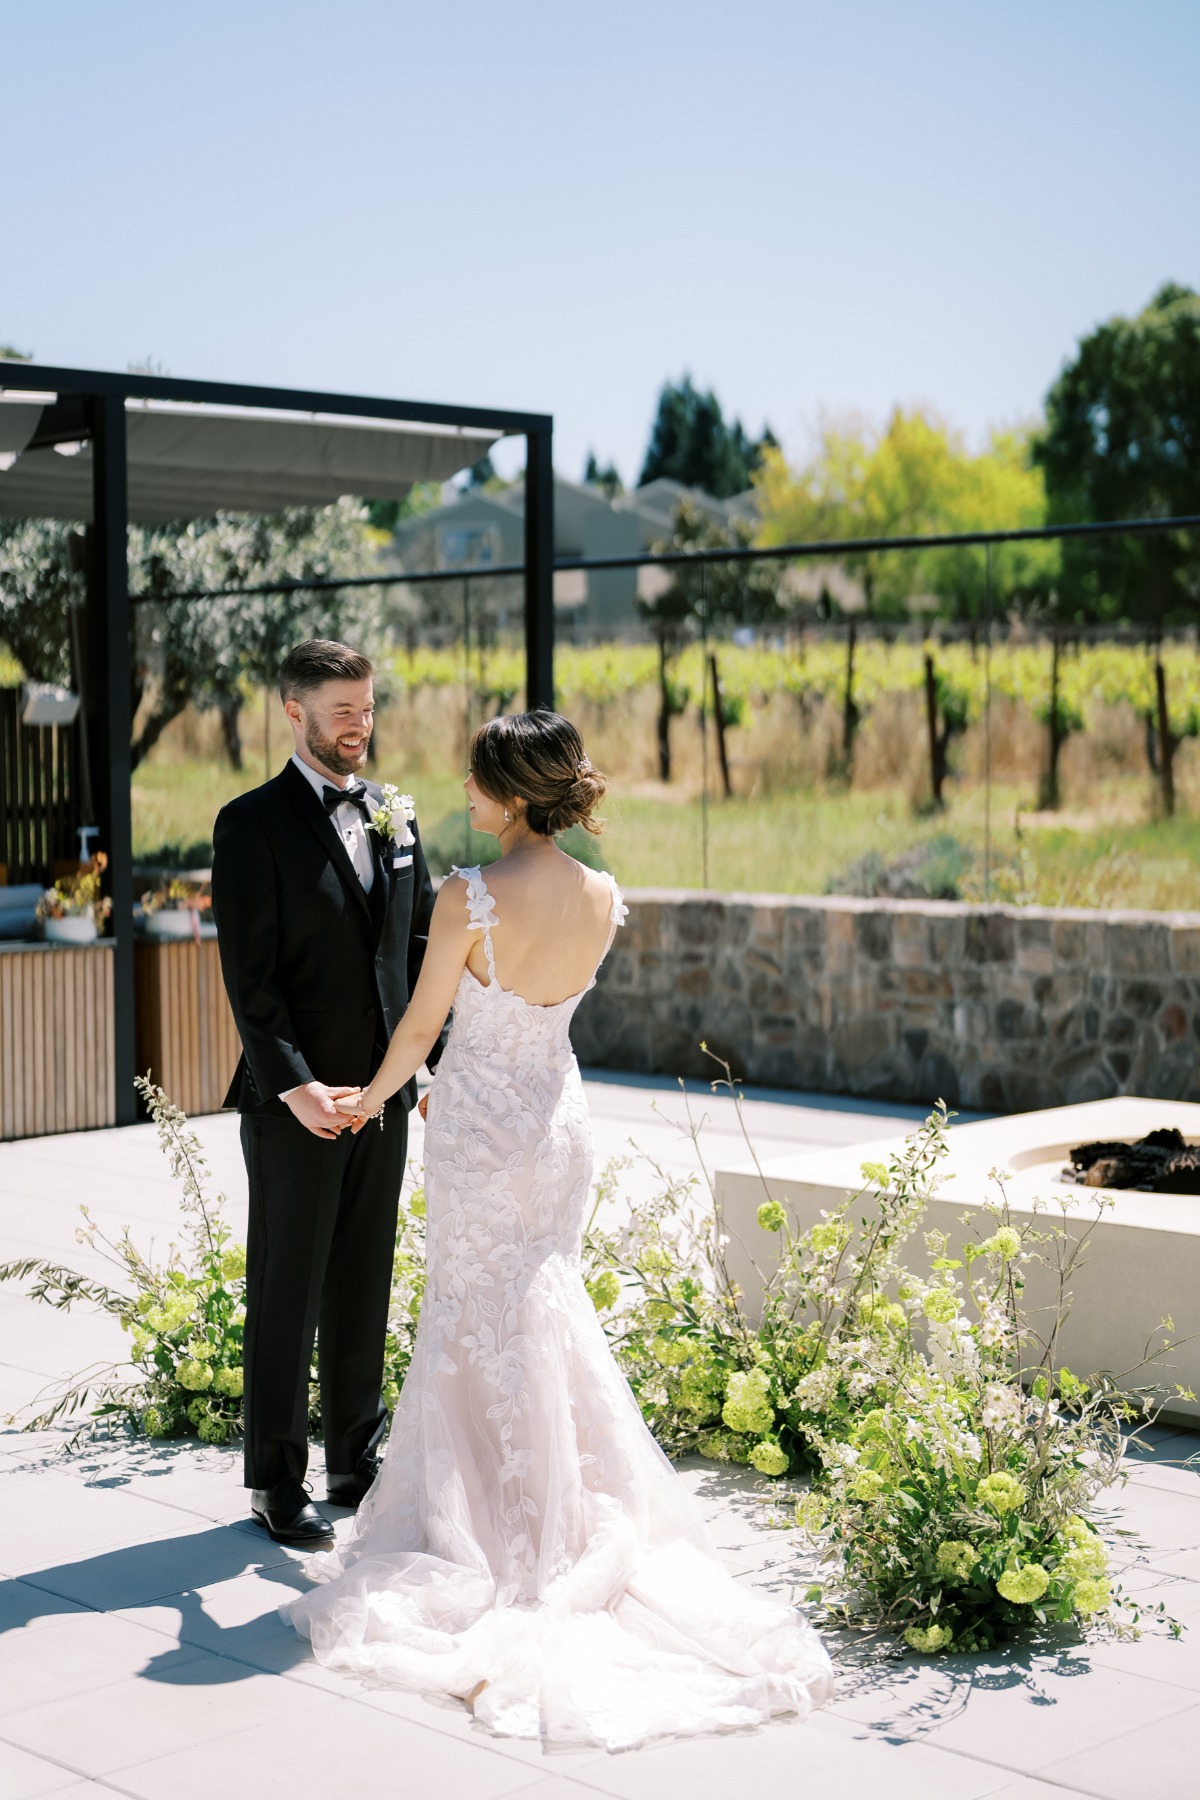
xmin=284 ymin=710 xmax=832 ymax=1749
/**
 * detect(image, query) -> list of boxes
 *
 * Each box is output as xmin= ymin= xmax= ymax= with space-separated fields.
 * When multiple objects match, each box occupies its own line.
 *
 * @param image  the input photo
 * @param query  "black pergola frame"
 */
xmin=0 ymin=361 xmax=555 ymax=1126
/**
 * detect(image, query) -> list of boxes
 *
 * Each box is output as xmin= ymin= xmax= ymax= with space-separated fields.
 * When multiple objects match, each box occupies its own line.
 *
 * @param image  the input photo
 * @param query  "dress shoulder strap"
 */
xmin=598 ymin=870 xmax=628 ymax=962
xmin=450 ymin=864 xmax=498 ymax=980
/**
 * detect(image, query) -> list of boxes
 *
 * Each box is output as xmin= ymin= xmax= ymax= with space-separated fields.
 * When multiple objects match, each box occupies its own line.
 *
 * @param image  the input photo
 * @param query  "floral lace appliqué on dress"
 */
xmin=285 ymin=865 xmax=832 ymax=1749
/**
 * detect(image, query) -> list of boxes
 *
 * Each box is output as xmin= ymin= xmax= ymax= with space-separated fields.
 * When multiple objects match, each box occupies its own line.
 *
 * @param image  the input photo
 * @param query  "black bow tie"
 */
xmin=321 ymin=783 xmax=370 ymax=819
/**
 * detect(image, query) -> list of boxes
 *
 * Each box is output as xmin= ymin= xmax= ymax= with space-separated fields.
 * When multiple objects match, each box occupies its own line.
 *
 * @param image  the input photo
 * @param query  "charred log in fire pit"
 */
xmin=1063 ymin=1127 xmax=1200 ymax=1193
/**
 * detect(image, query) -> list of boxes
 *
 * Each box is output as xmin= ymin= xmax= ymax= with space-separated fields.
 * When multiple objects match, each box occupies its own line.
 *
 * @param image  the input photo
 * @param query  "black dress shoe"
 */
xmin=250 ymin=1478 xmax=334 ymax=1544
xmin=326 ymin=1452 xmax=382 ymax=1508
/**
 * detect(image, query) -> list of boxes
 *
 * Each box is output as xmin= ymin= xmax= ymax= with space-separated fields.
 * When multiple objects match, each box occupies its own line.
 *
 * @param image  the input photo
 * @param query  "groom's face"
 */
xmin=287 ymin=677 xmax=375 ymax=779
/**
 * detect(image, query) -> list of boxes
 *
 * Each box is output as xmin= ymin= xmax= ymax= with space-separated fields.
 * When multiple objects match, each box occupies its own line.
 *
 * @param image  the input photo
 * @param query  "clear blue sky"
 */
xmin=5 ymin=0 xmax=1198 ymax=487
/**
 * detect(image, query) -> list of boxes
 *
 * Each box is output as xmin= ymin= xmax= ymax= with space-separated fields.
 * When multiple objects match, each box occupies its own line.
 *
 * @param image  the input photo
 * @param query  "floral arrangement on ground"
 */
xmin=1 ymin=1068 xmax=1189 ymax=1657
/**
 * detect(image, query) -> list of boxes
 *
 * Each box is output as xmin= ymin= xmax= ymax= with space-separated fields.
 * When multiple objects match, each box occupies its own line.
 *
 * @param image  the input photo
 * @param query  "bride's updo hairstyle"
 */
xmin=470 ymin=710 xmax=607 ymax=837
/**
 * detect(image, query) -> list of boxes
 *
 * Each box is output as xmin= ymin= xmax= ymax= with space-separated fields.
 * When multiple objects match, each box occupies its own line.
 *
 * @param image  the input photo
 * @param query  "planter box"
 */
xmin=134 ymin=936 xmax=240 ymax=1118
xmin=0 ymin=941 xmax=115 ymax=1139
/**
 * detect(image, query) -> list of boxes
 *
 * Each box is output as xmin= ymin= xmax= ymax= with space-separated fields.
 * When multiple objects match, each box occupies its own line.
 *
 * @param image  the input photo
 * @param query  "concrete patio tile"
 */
xmin=1105 ymin=1481 xmax=1200 ymax=1556
xmin=106 ymin=1701 xmax=553 ymax=1799
xmin=112 ymin=1566 xmax=319 ymax=1677
xmin=19 ymin=1519 xmax=300 ymax=1612
xmin=1122 ymin=1456 xmax=1200 ymax=1498
xmin=563 ymin=1709 xmax=1009 ymax=1799
xmin=4 ymin=1478 xmax=202 ymax=1580
xmin=1035 ymin=1699 xmax=1200 ymax=1798
xmin=831 ymin=1649 xmax=1197 ymax=1773
xmin=67 ymin=1441 xmax=256 ymax=1528
xmin=342 ymin=1679 xmax=617 ymax=1779
xmin=1 ymin=1650 xmax=331 ymax=1778
xmin=0 ymin=1603 xmax=214 ymax=1716
xmin=0 ymin=1740 xmax=86 ymax=1799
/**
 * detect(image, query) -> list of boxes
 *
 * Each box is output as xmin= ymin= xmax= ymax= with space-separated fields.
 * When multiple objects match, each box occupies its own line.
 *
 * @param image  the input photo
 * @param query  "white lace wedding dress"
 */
xmin=285 ymin=865 xmax=832 ymax=1749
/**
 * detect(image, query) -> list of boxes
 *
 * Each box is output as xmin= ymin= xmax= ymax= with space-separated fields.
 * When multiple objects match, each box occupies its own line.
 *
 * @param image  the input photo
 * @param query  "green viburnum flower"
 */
xmin=187 ymin=1397 xmax=209 ymax=1427
xmin=860 ymin=1161 xmax=890 ymax=1189
xmin=185 ymin=1337 xmax=215 ymax=1362
xmin=935 ymin=1540 xmax=980 ymax=1582
xmin=722 ymin=1369 xmax=774 ymax=1435
xmin=977 ymin=1471 xmax=1027 ymax=1515
xmin=130 ymin=1330 xmax=152 ymax=1360
xmin=212 ymin=1365 xmax=244 ymax=1398
xmin=697 ymin=1430 xmax=735 ymax=1462
xmin=1059 ymin=1519 xmax=1108 ymax=1579
xmin=408 ymin=1192 xmax=427 ymax=1219
xmin=197 ymin=1413 xmax=229 ymax=1445
xmin=141 ymin=1406 xmax=168 ymax=1438
xmin=851 ymin=1468 xmax=887 ymax=1502
xmin=651 ymin=1335 xmax=690 ymax=1367
xmin=749 ymin=1439 xmax=789 ymax=1477
xmin=922 ymin=1287 xmax=959 ymax=1325
xmin=997 ymin=1563 xmax=1050 ymax=1605
xmin=644 ymin=1299 xmax=677 ymax=1324
xmin=219 ymin=1244 xmax=247 ymax=1281
xmin=1071 ymin=1577 xmax=1112 ymax=1616
xmin=177 ymin=1358 xmax=214 ymax=1392
xmin=382 ymin=1381 xmax=400 ymax=1411
xmin=586 ymin=1270 xmax=621 ymax=1313
xmin=757 ymin=1200 xmax=787 ymax=1233
xmin=859 ymin=1296 xmax=907 ymax=1334
xmin=981 ymin=1227 xmax=1021 ymax=1261
xmin=810 ymin=1217 xmax=850 ymax=1255
xmin=904 ymin=1622 xmax=954 ymax=1653
xmin=679 ymin=1362 xmax=723 ymax=1420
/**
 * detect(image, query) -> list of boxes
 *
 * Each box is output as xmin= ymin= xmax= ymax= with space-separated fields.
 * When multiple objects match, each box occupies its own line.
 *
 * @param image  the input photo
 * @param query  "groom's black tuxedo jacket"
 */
xmin=211 ymin=760 xmax=438 ymax=1116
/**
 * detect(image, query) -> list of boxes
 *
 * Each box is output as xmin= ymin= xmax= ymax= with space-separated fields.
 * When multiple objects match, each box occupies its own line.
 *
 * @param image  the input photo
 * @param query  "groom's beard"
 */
xmin=303 ymin=722 xmax=371 ymax=779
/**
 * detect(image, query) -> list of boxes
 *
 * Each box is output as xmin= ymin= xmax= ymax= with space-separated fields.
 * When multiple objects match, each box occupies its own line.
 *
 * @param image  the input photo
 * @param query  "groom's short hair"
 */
xmin=279 ymin=640 xmax=374 ymax=702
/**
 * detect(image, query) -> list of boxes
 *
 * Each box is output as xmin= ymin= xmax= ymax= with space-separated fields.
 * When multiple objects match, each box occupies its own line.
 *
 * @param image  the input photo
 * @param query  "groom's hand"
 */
xmin=283 ymin=1082 xmax=359 ymax=1140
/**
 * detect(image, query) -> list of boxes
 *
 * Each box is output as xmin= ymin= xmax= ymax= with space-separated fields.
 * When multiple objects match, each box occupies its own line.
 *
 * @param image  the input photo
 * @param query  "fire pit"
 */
xmin=1065 ymin=1127 xmax=1200 ymax=1193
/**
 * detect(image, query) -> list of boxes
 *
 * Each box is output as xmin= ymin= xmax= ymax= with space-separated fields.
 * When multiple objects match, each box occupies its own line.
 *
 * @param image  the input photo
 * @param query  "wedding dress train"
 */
xmin=285 ymin=865 xmax=832 ymax=1749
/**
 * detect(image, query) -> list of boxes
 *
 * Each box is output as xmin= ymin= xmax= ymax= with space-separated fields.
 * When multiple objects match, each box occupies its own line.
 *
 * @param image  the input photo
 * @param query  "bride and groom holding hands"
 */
xmin=211 ymin=637 xmax=831 ymax=1750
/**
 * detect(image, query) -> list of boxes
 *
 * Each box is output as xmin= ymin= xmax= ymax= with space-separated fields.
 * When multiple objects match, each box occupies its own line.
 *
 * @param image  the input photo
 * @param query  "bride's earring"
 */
xmin=503 ymin=808 xmax=511 ymax=822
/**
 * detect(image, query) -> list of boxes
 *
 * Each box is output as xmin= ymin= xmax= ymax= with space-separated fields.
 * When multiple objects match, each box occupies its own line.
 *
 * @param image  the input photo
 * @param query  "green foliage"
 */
xmin=757 ymin=410 xmax=1057 ymax=620
xmin=639 ymin=375 xmax=774 ymax=498
xmin=1036 ymin=282 xmax=1200 ymax=624
xmin=582 ymin=1063 xmax=1185 ymax=1653
xmin=0 ymin=1079 xmax=248 ymax=1443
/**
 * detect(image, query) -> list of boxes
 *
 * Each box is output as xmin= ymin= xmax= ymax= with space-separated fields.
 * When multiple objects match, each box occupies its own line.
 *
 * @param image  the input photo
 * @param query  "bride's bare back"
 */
xmin=463 ymin=848 xmax=618 ymax=1006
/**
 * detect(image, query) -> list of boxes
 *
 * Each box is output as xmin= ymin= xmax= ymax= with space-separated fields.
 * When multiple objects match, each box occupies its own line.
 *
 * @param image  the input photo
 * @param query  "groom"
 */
xmin=211 ymin=639 xmax=438 ymax=1544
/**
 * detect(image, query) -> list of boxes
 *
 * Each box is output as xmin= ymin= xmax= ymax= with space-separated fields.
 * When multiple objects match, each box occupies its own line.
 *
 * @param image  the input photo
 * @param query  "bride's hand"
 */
xmin=333 ymin=1091 xmax=364 ymax=1117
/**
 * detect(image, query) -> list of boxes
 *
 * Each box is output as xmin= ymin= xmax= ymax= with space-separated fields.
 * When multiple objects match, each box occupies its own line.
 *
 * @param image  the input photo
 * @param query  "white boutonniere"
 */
xmin=367 ymin=783 xmax=416 ymax=848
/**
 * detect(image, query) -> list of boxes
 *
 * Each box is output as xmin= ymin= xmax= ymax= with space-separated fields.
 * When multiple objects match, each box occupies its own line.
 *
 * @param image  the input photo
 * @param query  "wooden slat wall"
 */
xmin=0 ymin=945 xmax=115 ymax=1139
xmin=135 ymin=938 xmax=241 ymax=1117
xmin=0 ymin=690 xmax=84 ymax=885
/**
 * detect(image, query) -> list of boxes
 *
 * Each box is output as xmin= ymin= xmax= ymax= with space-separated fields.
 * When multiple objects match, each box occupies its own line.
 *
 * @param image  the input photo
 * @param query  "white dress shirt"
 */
xmin=290 ymin=752 xmax=375 ymax=894
xmin=279 ymin=754 xmax=377 ymax=1105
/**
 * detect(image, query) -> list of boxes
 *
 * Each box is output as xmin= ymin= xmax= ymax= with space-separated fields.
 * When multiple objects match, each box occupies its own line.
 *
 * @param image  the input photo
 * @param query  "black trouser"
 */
xmin=239 ymin=1104 xmax=408 ymax=1490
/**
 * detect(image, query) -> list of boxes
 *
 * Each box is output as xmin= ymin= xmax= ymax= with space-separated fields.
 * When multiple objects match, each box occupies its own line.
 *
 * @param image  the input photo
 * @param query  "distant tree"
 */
xmin=1036 ymin=282 xmax=1200 ymax=624
xmin=0 ymin=343 xmax=31 ymax=360
xmin=0 ymin=503 xmax=381 ymax=769
xmin=757 ymin=408 xmax=1056 ymax=620
xmin=638 ymin=375 xmax=773 ymax=498
xmin=362 ymin=482 xmax=443 ymax=535
xmin=636 ymin=497 xmax=783 ymax=779
xmin=583 ymin=451 xmax=624 ymax=498
xmin=464 ymin=453 xmax=497 ymax=490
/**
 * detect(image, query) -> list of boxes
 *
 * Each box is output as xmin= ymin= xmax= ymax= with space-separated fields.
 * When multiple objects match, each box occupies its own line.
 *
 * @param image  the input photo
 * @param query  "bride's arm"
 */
xmin=344 ymin=879 xmax=472 ymax=1123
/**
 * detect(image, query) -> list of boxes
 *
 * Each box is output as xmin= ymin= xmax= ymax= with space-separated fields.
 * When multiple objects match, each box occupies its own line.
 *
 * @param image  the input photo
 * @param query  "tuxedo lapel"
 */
xmin=281 ymin=761 xmax=374 ymax=928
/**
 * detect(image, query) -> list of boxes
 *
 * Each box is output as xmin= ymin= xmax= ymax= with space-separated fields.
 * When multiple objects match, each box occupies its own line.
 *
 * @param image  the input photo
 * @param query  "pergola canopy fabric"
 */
xmin=0 ymin=393 xmax=501 ymax=523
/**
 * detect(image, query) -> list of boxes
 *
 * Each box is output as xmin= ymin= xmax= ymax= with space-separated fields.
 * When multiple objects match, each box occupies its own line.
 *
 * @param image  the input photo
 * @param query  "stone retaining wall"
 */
xmin=570 ymin=889 xmax=1200 ymax=1110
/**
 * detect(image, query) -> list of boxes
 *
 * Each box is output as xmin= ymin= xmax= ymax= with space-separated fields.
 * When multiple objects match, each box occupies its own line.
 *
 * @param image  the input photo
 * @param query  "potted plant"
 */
xmin=139 ymin=875 xmax=212 ymax=942
xmin=36 ymin=854 xmax=113 ymax=945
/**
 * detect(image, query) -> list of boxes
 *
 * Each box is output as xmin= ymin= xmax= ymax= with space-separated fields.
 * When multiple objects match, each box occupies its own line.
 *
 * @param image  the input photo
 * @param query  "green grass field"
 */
xmin=131 ymin=757 xmax=1200 ymax=911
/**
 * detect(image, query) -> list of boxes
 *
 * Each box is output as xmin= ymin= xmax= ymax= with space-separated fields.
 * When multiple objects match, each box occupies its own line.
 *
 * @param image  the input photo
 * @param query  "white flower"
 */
xmin=981 ymin=1382 xmax=1021 ymax=1432
xmin=369 ymin=783 xmax=416 ymax=848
